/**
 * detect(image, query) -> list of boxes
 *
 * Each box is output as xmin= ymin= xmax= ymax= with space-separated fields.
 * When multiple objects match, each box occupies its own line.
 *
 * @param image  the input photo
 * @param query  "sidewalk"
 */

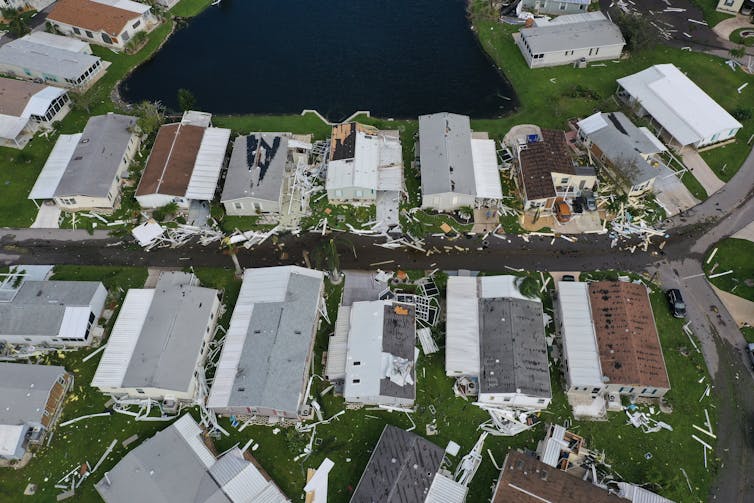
xmin=0 ymin=228 xmax=112 ymax=241
xmin=681 ymin=150 xmax=726 ymax=196
xmin=733 ymin=220 xmax=754 ymax=242
xmin=712 ymin=15 xmax=754 ymax=41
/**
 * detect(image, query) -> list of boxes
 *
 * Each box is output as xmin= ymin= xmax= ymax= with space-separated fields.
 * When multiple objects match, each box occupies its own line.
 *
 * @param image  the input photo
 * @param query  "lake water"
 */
xmin=120 ymin=0 xmax=517 ymax=121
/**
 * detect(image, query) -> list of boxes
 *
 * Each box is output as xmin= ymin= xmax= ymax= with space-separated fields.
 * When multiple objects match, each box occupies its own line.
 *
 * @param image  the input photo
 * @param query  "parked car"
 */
xmin=748 ymin=343 xmax=754 ymax=368
xmin=572 ymin=198 xmax=584 ymax=214
xmin=554 ymin=199 xmax=572 ymax=223
xmin=585 ymin=195 xmax=597 ymax=211
xmin=666 ymin=288 xmax=686 ymax=318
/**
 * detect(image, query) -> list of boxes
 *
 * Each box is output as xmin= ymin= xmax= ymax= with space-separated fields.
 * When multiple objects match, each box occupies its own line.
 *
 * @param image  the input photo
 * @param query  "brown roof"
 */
xmin=0 ymin=77 xmax=47 ymax=116
xmin=493 ymin=451 xmax=621 ymax=503
xmin=588 ymin=281 xmax=670 ymax=389
xmin=518 ymin=129 xmax=574 ymax=201
xmin=136 ymin=123 xmax=204 ymax=198
xmin=48 ymin=0 xmax=143 ymax=37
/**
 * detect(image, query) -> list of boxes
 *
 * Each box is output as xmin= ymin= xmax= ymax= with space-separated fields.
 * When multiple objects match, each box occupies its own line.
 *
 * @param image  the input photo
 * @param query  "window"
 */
xmin=592 ymin=387 xmax=600 ymax=394
xmin=724 ymin=0 xmax=734 ymax=5
xmin=132 ymin=20 xmax=141 ymax=29
xmin=595 ymin=48 xmax=599 ymax=55
xmin=86 ymin=30 xmax=93 ymax=38
xmin=102 ymin=33 xmax=112 ymax=44
xmin=136 ymin=388 xmax=145 ymax=394
xmin=61 ymin=197 xmax=77 ymax=206
xmin=537 ymin=398 xmax=546 ymax=404
xmin=122 ymin=32 xmax=130 ymax=42
xmin=234 ymin=202 xmax=243 ymax=210
xmin=560 ymin=177 xmax=569 ymax=184
xmin=73 ymin=27 xmax=80 ymax=35
xmin=559 ymin=3 xmax=566 ymax=9
xmin=353 ymin=361 xmax=361 ymax=366
xmin=352 ymin=379 xmax=360 ymax=384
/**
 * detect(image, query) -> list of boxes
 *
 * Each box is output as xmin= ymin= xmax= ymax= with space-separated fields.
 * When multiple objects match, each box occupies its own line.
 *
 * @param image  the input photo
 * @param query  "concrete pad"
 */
xmin=552 ymin=211 xmax=605 ymax=235
xmin=711 ymin=285 xmax=754 ymax=327
xmin=375 ymin=190 xmax=400 ymax=230
xmin=733 ymin=221 xmax=754 ymax=243
xmin=681 ymin=150 xmax=725 ymax=196
xmin=653 ymin=170 xmax=700 ymax=217
xmin=30 ymin=204 xmax=61 ymax=229
xmin=471 ymin=207 xmax=499 ymax=234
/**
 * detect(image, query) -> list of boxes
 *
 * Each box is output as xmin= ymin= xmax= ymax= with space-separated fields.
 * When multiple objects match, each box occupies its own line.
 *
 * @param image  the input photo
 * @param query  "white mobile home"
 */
xmin=515 ymin=12 xmax=625 ymax=68
xmin=617 ymin=64 xmax=742 ymax=150
xmin=0 ymin=77 xmax=70 ymax=149
xmin=342 ymin=300 xmax=417 ymax=408
xmin=418 ymin=112 xmax=502 ymax=211
xmin=91 ymin=272 xmax=220 ymax=401
xmin=446 ymin=275 xmax=551 ymax=409
xmin=28 ymin=114 xmax=139 ymax=211
xmin=0 ymin=280 xmax=107 ymax=348
xmin=207 ymin=266 xmax=324 ymax=420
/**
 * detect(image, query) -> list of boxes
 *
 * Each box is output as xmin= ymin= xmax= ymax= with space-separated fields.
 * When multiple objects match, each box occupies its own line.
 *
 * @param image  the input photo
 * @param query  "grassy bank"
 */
xmin=704 ymin=238 xmax=754 ymax=302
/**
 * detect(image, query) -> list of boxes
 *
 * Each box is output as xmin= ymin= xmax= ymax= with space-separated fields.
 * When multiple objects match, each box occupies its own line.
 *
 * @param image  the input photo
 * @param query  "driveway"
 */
xmin=30 ymin=204 xmax=60 ymax=229
xmin=711 ymin=285 xmax=754 ymax=327
xmin=713 ymin=14 xmax=754 ymax=40
xmin=681 ymin=149 xmax=726 ymax=196
xmin=733 ymin=220 xmax=754 ymax=241
xmin=652 ymin=168 xmax=700 ymax=216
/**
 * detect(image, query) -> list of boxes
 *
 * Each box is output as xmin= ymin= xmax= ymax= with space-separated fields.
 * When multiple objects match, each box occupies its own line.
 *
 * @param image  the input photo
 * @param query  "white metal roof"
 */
xmin=617 ymin=482 xmax=675 ymax=503
xmin=376 ymin=165 xmax=403 ymax=192
xmin=185 ymin=127 xmax=231 ymax=200
xmin=577 ymin=112 xmax=608 ymax=136
xmin=59 ymin=306 xmax=92 ymax=341
xmin=28 ymin=134 xmax=81 ymax=200
xmin=343 ymin=300 xmax=386 ymax=402
xmin=557 ymin=281 xmax=604 ymax=389
xmin=0 ymin=114 xmax=29 ymax=142
xmin=91 ymin=289 xmax=153 ymax=388
xmin=324 ymin=305 xmax=350 ymax=381
xmin=479 ymin=275 xmax=535 ymax=301
xmin=617 ymin=64 xmax=742 ymax=146
xmin=445 ymin=276 xmax=480 ymax=377
xmin=25 ymin=31 xmax=92 ymax=53
xmin=540 ymin=424 xmax=568 ymax=467
xmin=470 ymin=138 xmax=503 ymax=200
xmin=425 ymin=473 xmax=468 ymax=503
xmin=92 ymin=0 xmax=150 ymax=14
xmin=326 ymin=130 xmax=402 ymax=192
xmin=172 ymin=414 xmax=215 ymax=469
xmin=131 ymin=220 xmax=165 ymax=247
xmin=207 ymin=266 xmax=323 ymax=409
xmin=0 ymin=424 xmax=24 ymax=457
xmin=21 ymin=86 xmax=67 ymax=118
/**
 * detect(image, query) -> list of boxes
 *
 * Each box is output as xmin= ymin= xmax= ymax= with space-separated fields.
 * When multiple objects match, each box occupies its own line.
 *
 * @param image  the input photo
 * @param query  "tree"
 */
xmin=515 ymin=274 xmax=540 ymax=299
xmin=134 ymin=101 xmax=164 ymax=137
xmin=177 ymin=88 xmax=196 ymax=112
xmin=312 ymin=236 xmax=355 ymax=284
xmin=1 ymin=8 xmax=29 ymax=38
xmin=615 ymin=13 xmax=658 ymax=53
xmin=729 ymin=46 xmax=746 ymax=60
xmin=69 ymin=90 xmax=98 ymax=114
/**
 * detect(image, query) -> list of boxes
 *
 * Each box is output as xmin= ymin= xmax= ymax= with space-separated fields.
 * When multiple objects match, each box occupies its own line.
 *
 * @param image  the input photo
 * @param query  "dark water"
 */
xmin=121 ymin=0 xmax=517 ymax=121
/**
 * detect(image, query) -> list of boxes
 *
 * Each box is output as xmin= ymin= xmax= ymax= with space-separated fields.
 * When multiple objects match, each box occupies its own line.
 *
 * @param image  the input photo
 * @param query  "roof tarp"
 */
xmin=28 ymin=133 xmax=81 ymax=200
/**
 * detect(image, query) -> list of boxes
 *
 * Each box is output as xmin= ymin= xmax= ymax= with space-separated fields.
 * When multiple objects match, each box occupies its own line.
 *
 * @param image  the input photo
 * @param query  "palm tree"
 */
xmin=2 ymin=8 xmax=29 ymax=38
xmin=312 ymin=236 xmax=354 ymax=283
xmin=515 ymin=274 xmax=540 ymax=299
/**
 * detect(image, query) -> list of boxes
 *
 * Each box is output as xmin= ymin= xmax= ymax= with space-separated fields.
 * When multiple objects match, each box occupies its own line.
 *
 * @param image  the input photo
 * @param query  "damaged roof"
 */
xmin=493 ymin=450 xmax=621 ymax=503
xmin=479 ymin=297 xmax=551 ymax=398
xmin=518 ymin=129 xmax=577 ymax=201
xmin=351 ymin=424 xmax=444 ymax=503
xmin=221 ymin=133 xmax=290 ymax=203
xmin=588 ymin=281 xmax=670 ymax=389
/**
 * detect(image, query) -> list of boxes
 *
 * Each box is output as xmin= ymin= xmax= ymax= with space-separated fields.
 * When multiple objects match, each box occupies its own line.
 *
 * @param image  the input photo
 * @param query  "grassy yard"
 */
xmin=0 ymin=267 xmax=718 ymax=502
xmin=703 ymin=238 xmax=754 ymax=301
xmin=730 ymin=27 xmax=754 ymax=46
xmin=214 ymin=112 xmax=331 ymax=139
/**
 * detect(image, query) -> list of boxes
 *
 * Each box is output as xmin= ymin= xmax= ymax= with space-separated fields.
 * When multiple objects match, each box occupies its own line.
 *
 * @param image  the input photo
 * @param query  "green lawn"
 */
xmin=730 ymin=28 xmax=754 ymax=46
xmin=213 ymin=112 xmax=331 ymax=139
xmin=170 ymin=0 xmax=213 ymax=18
xmin=688 ymin=0 xmax=735 ymax=28
xmin=703 ymin=238 xmax=754 ymax=302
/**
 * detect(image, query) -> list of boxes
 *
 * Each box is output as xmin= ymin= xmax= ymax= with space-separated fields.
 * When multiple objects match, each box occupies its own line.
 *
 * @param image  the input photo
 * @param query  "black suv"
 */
xmin=666 ymin=289 xmax=686 ymax=318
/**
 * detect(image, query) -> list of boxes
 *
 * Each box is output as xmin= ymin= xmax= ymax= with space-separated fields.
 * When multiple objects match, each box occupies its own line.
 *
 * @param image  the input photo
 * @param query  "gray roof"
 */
xmin=379 ymin=303 xmax=416 ymax=400
xmin=342 ymin=270 xmax=387 ymax=306
xmin=54 ymin=114 xmax=137 ymax=199
xmin=0 ymin=38 xmax=101 ymax=81
xmin=95 ymin=420 xmax=231 ymax=503
xmin=585 ymin=112 xmax=663 ymax=186
xmin=221 ymin=133 xmax=290 ymax=203
xmin=0 ymin=363 xmax=67 ymax=425
xmin=521 ymin=19 xmax=625 ymax=54
xmin=419 ymin=112 xmax=476 ymax=197
xmin=121 ymin=272 xmax=218 ymax=393
xmin=227 ymin=272 xmax=322 ymax=415
xmin=0 ymin=280 xmax=101 ymax=336
xmin=479 ymin=298 xmax=551 ymax=398
xmin=351 ymin=425 xmax=444 ymax=503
